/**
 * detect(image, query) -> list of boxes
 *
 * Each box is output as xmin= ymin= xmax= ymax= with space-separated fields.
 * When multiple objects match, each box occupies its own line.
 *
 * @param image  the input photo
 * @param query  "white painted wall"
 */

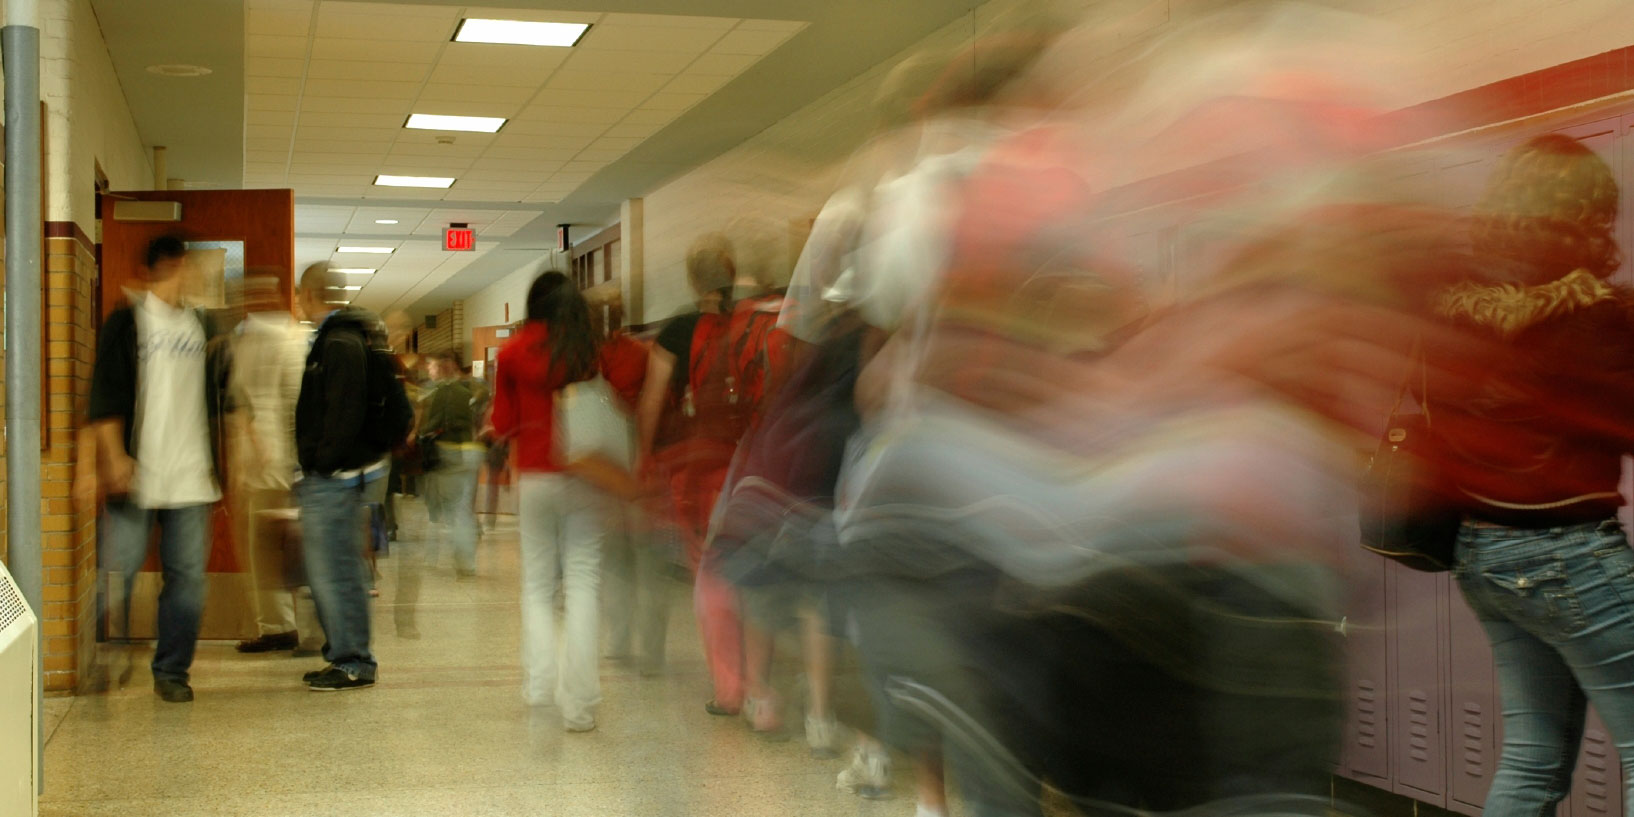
xmin=38 ymin=0 xmax=153 ymax=227
xmin=464 ymin=254 xmax=557 ymax=332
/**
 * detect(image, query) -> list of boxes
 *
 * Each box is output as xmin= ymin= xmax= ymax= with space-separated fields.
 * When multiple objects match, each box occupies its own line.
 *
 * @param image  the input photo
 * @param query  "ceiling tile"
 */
xmin=502 ymin=119 xmax=609 ymax=137
xmin=306 ymin=60 xmax=431 ymax=82
xmin=662 ymin=73 xmax=731 ymax=96
xmin=247 ymin=5 xmax=312 ymax=35
xmin=458 ymin=7 xmax=600 ymax=25
xmin=684 ymin=52 xmax=759 ymax=77
xmin=292 ymin=138 xmax=392 ymax=154
xmin=416 ymin=84 xmax=534 ymax=105
xmin=641 ymin=92 xmax=706 ymax=111
xmin=247 ymin=35 xmax=309 ymax=59
xmin=597 ymin=12 xmax=736 ymax=30
xmin=247 ymin=57 xmax=308 ymax=78
xmin=425 ymin=62 xmax=549 ymax=89
xmin=296 ymin=125 xmax=400 ymax=141
xmin=299 ymin=110 xmax=405 ymax=128
xmin=481 ymin=146 xmax=579 ymax=162
xmin=402 ymin=99 xmax=525 ymax=119
xmin=438 ymin=42 xmax=571 ymax=72
xmin=581 ymin=25 xmax=724 ymax=54
xmin=303 ymin=79 xmax=422 ymax=100
xmin=300 ymin=96 xmax=413 ymax=115
xmin=245 ymin=161 xmax=288 ymax=175
xmin=296 ymin=150 xmax=390 ymax=164
xmin=570 ymin=148 xmax=629 ymax=163
xmin=247 ymin=124 xmax=295 ymax=140
xmin=295 ymin=204 xmax=356 ymax=229
xmin=531 ymin=88 xmax=650 ymax=109
xmin=515 ymin=106 xmax=626 ymax=126
xmin=309 ymin=38 xmax=443 ymax=63
xmin=459 ymin=169 xmax=551 ymax=183
xmin=472 ymin=157 xmax=560 ymax=171
xmin=325 ymin=0 xmax=452 ymax=17
xmin=620 ymin=108 xmax=678 ymax=125
xmin=250 ymin=94 xmax=301 ymax=112
xmin=711 ymin=27 xmax=797 ymax=56
xmin=491 ymin=133 xmax=593 ymax=151
xmin=562 ymin=49 xmax=695 ymax=75
xmin=363 ymin=186 xmax=448 ymax=200
xmin=247 ymin=137 xmax=290 ymax=152
xmin=590 ymin=136 xmax=645 ymax=152
xmin=388 ymin=142 xmax=489 ymax=159
xmin=600 ymin=121 xmax=663 ymax=140
xmin=247 ymin=76 xmax=304 ymax=96
xmin=733 ymin=19 xmax=808 ymax=33
xmin=545 ymin=71 xmax=669 ymax=96
xmin=379 ymin=155 xmax=474 ymax=173
xmin=314 ymin=10 xmax=455 ymax=41
xmin=248 ymin=109 xmax=298 ymax=127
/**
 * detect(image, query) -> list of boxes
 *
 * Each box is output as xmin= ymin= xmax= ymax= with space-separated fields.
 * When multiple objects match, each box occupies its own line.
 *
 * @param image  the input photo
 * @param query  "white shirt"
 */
xmin=230 ymin=311 xmax=311 ymax=491
xmin=130 ymin=292 xmax=220 ymax=508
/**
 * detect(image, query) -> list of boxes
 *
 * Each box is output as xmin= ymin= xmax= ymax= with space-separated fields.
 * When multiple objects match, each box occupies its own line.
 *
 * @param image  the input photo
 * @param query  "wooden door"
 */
xmin=98 ymin=188 xmax=295 ymax=641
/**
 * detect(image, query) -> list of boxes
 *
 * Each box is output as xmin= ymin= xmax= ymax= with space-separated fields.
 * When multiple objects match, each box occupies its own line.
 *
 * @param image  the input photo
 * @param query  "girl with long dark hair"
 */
xmin=489 ymin=270 xmax=645 ymax=732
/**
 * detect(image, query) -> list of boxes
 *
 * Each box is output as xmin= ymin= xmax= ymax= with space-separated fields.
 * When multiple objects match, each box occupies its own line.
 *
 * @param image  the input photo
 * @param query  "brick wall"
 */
xmin=417 ymin=306 xmax=456 ymax=355
xmin=42 ymin=226 xmax=97 ymax=693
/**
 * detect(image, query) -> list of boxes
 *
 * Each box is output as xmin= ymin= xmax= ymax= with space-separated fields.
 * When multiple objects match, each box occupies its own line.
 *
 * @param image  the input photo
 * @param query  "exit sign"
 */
xmin=444 ymin=226 xmax=475 ymax=252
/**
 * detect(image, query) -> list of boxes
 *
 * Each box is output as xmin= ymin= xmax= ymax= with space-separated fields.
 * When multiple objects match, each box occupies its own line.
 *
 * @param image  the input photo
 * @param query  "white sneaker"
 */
xmin=835 ymin=743 xmax=891 ymax=799
xmin=806 ymin=713 xmax=840 ymax=758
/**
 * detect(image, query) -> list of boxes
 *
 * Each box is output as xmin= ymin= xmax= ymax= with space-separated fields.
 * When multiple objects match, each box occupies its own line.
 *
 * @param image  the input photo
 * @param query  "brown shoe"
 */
xmin=236 ymin=631 xmax=299 ymax=653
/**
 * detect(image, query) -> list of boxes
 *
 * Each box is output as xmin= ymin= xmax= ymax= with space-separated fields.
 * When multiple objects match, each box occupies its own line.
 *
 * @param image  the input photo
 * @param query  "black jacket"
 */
xmin=296 ymin=307 xmax=380 ymax=475
xmin=86 ymin=300 xmax=234 ymax=486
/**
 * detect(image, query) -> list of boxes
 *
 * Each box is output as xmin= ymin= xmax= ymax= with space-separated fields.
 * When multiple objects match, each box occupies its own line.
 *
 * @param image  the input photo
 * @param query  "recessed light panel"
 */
xmin=375 ymin=175 xmax=455 ymax=189
xmin=331 ymin=268 xmax=376 ymax=274
xmin=326 ymin=285 xmax=365 ymax=291
xmin=337 ymin=246 xmax=395 ymax=254
xmin=374 ymin=219 xmax=399 ymax=225
xmin=406 ymin=113 xmax=506 ymax=133
xmin=454 ymin=18 xmax=589 ymax=47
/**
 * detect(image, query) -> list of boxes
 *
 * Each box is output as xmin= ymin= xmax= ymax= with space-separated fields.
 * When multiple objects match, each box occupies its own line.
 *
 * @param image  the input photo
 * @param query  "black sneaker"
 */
xmin=236 ymin=631 xmax=298 ymax=653
xmin=302 ymin=665 xmax=331 ymax=683
xmin=306 ymin=666 xmax=374 ymax=691
xmin=154 ymin=678 xmax=194 ymax=703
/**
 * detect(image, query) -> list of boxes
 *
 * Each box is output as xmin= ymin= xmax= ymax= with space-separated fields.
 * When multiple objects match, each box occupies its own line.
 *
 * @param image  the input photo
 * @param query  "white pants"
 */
xmin=518 ymin=473 xmax=610 ymax=727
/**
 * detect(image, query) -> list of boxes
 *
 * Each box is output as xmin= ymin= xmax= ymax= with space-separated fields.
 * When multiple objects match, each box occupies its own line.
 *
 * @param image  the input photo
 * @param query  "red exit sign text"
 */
xmin=444 ymin=227 xmax=476 ymax=252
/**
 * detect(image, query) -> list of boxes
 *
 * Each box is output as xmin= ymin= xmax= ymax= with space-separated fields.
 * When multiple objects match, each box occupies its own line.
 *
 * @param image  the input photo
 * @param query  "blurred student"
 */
xmin=229 ymin=273 xmax=322 ymax=655
xmin=83 ymin=235 xmax=233 ymax=703
xmin=419 ymin=350 xmax=482 ymax=579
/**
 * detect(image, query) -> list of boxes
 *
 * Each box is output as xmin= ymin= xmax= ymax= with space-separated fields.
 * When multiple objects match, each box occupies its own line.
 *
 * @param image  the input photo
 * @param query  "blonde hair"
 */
xmin=686 ymin=233 xmax=736 ymax=296
xmin=1472 ymin=134 xmax=1620 ymax=283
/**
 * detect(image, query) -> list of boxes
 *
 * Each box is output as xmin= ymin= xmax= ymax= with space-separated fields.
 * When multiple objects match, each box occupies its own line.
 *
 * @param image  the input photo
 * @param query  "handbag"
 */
xmin=556 ymin=375 xmax=637 ymax=493
xmin=1358 ymin=338 xmax=1460 ymax=572
xmin=416 ymin=432 xmax=442 ymax=471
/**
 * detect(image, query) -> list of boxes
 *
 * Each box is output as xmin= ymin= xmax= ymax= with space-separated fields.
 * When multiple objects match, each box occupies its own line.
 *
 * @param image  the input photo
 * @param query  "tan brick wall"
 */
xmin=418 ymin=307 xmax=456 ymax=355
xmin=42 ymin=232 xmax=97 ymax=692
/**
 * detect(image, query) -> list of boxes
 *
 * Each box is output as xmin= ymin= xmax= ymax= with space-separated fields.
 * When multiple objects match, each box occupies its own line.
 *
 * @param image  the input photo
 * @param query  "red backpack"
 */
xmin=683 ymin=293 xmax=790 ymax=443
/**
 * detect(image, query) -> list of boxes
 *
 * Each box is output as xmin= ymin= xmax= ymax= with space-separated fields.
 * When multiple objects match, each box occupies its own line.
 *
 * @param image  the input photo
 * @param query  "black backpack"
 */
xmin=360 ymin=324 xmax=414 ymax=459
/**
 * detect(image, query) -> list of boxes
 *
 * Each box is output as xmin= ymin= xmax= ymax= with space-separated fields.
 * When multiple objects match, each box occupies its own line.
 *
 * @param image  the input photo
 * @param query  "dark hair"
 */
xmin=525 ymin=270 xmax=598 ymax=383
xmin=428 ymin=349 xmax=461 ymax=368
xmin=146 ymin=235 xmax=188 ymax=270
xmin=1472 ymin=133 xmax=1621 ymax=283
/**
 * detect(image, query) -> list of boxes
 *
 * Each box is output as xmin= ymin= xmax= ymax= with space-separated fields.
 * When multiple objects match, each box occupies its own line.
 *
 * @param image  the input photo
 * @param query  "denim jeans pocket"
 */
xmin=1480 ymin=555 xmax=1588 ymax=637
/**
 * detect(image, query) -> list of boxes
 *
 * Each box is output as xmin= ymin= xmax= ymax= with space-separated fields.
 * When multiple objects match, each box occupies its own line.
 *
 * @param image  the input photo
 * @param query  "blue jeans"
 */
xmin=298 ymin=474 xmax=375 ymax=678
xmin=101 ymin=501 xmax=212 ymax=683
xmin=1455 ymin=518 xmax=1634 ymax=817
xmin=430 ymin=444 xmax=483 ymax=573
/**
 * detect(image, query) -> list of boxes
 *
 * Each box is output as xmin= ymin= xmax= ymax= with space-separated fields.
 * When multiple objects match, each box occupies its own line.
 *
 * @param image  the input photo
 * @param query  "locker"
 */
xmin=1446 ymin=587 xmax=1499 ymax=816
xmin=1573 ymin=707 xmax=1625 ymax=817
xmin=1340 ymin=552 xmax=1391 ymax=783
xmin=1389 ymin=562 xmax=1448 ymax=804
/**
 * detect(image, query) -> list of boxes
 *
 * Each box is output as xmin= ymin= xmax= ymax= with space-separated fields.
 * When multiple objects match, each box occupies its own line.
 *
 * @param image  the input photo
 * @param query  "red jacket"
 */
xmin=490 ymin=322 xmax=648 ymax=473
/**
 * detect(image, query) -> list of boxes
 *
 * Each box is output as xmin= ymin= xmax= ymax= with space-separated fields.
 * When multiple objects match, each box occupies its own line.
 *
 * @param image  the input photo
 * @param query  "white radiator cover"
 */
xmin=0 ymin=561 xmax=39 ymax=817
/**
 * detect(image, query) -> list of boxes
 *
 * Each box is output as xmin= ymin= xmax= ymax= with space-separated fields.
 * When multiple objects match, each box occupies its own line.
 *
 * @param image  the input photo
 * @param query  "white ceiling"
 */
xmin=243 ymin=1 xmax=805 ymax=206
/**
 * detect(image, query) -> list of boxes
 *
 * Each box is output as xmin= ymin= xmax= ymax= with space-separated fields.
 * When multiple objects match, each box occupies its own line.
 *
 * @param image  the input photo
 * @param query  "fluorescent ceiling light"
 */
xmin=331 ymin=268 xmax=376 ymax=274
xmin=337 ymin=246 xmax=395 ymax=254
xmin=405 ymin=113 xmax=506 ymax=133
xmin=374 ymin=219 xmax=399 ymax=225
xmin=454 ymin=18 xmax=589 ymax=47
xmin=326 ymin=285 xmax=365 ymax=291
xmin=374 ymin=174 xmax=455 ymax=189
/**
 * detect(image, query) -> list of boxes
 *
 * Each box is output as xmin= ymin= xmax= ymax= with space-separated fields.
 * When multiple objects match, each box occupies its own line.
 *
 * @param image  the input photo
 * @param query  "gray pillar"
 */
xmin=4 ymin=0 xmax=45 ymax=793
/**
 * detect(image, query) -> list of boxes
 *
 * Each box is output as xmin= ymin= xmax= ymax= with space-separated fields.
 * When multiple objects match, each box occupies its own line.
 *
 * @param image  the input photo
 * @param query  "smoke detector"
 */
xmin=435 ymin=135 xmax=456 ymax=146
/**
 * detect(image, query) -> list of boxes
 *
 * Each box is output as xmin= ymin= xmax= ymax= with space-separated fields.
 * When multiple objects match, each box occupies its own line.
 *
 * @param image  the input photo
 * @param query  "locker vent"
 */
xmin=1460 ymin=701 xmax=1487 ymax=776
xmin=1407 ymin=690 xmax=1433 ymax=762
xmin=1355 ymin=681 xmax=1379 ymax=748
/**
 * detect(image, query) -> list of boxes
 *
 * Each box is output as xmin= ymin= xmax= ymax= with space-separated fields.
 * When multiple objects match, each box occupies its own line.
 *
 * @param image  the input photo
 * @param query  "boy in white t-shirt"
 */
xmin=83 ymin=235 xmax=233 ymax=703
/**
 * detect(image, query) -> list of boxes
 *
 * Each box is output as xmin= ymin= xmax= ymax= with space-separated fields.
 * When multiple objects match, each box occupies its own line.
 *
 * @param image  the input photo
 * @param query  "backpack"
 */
xmin=683 ymin=293 xmax=790 ymax=443
xmin=361 ymin=331 xmax=415 ymax=459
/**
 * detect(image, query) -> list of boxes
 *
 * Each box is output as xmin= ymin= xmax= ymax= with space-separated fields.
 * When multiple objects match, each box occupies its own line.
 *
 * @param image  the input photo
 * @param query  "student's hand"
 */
xmin=73 ymin=472 xmax=98 ymax=513
xmin=104 ymin=452 xmax=137 ymax=496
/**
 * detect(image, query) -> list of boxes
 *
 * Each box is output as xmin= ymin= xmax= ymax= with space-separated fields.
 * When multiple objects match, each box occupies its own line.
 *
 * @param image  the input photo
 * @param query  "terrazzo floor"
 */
xmin=39 ymin=496 xmax=918 ymax=817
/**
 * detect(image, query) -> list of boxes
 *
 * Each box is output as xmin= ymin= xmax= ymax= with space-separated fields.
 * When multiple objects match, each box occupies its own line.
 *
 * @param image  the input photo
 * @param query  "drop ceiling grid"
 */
xmin=247 ymin=2 xmax=806 ymax=204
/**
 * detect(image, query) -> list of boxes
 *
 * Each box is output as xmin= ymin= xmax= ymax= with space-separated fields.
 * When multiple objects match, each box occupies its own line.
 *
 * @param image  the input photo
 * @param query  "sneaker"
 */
xmin=306 ymin=666 xmax=375 ymax=691
xmin=564 ymin=713 xmax=596 ymax=733
xmin=743 ymin=696 xmax=786 ymax=739
xmin=836 ymin=744 xmax=891 ymax=799
xmin=236 ymin=631 xmax=298 ymax=653
xmin=154 ymin=678 xmax=193 ymax=703
xmin=703 ymin=699 xmax=739 ymax=717
xmin=806 ymin=713 xmax=840 ymax=758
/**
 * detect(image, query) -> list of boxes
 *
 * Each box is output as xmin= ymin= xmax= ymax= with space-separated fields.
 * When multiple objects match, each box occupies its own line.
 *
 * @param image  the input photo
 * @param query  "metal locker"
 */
xmin=1389 ymin=562 xmax=1448 ymax=804
xmin=1572 ymin=707 xmax=1624 ymax=817
xmin=1446 ymin=586 xmax=1499 ymax=816
xmin=1340 ymin=552 xmax=1391 ymax=783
